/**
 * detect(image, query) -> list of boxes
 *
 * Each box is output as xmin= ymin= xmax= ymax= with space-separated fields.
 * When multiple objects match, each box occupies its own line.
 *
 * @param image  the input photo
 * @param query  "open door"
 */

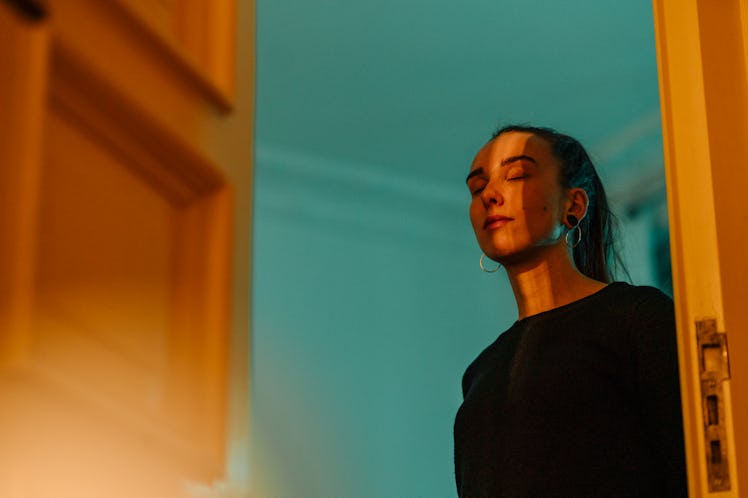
xmin=654 ymin=0 xmax=748 ymax=495
xmin=0 ymin=0 xmax=253 ymax=495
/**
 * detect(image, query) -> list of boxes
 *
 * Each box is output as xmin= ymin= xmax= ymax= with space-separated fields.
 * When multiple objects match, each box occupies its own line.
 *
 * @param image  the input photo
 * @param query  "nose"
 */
xmin=480 ymin=181 xmax=504 ymax=206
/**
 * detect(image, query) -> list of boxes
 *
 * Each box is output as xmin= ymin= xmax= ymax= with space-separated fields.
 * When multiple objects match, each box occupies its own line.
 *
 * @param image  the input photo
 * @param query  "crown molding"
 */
xmin=254 ymin=144 xmax=474 ymax=247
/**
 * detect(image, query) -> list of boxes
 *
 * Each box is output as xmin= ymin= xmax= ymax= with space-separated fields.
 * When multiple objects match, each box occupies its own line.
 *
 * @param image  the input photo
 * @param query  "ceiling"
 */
xmin=255 ymin=0 xmax=665 ymax=208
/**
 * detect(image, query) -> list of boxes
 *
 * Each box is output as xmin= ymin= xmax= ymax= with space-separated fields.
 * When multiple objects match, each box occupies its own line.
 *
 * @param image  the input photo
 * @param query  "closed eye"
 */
xmin=506 ymin=164 xmax=531 ymax=182
xmin=468 ymin=180 xmax=487 ymax=196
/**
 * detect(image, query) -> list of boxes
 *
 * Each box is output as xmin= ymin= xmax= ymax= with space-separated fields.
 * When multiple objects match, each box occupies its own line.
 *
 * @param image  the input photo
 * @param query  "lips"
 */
xmin=484 ymin=215 xmax=513 ymax=230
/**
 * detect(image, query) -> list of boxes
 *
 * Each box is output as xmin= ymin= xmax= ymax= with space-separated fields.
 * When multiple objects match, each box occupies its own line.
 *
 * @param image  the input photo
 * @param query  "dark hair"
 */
xmin=492 ymin=124 xmax=627 ymax=283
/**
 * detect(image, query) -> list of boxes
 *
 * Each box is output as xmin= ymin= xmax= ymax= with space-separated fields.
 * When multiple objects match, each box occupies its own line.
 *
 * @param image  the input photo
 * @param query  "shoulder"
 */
xmin=581 ymin=283 xmax=675 ymax=348
xmin=460 ymin=323 xmax=522 ymax=397
xmin=611 ymin=283 xmax=677 ymax=356
xmin=604 ymin=282 xmax=673 ymax=317
xmin=605 ymin=281 xmax=671 ymax=300
xmin=572 ymin=282 xmax=673 ymax=330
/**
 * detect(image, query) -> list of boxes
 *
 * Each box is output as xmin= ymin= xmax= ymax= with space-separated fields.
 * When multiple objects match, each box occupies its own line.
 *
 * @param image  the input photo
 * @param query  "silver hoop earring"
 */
xmin=480 ymin=253 xmax=501 ymax=273
xmin=564 ymin=225 xmax=582 ymax=248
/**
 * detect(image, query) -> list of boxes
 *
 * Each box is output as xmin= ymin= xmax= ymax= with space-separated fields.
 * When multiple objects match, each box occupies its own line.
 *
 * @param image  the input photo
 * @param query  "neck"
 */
xmin=504 ymin=244 xmax=607 ymax=320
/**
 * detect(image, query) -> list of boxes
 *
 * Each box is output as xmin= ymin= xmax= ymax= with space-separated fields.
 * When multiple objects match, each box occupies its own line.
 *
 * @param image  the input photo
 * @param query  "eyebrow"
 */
xmin=501 ymin=154 xmax=537 ymax=166
xmin=465 ymin=167 xmax=484 ymax=183
xmin=465 ymin=155 xmax=538 ymax=183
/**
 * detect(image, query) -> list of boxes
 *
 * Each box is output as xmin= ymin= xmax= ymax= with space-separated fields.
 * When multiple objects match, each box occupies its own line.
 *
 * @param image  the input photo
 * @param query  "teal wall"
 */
xmin=250 ymin=148 xmax=511 ymax=495
xmin=251 ymin=1 xmax=665 ymax=496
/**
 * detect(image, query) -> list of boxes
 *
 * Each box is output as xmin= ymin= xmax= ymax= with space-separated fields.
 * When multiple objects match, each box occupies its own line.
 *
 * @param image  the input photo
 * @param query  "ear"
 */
xmin=564 ymin=187 xmax=589 ymax=227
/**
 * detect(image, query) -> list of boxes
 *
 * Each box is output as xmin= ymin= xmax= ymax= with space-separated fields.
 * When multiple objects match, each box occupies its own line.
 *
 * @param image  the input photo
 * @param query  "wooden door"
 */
xmin=0 ymin=0 xmax=253 ymax=495
xmin=654 ymin=0 xmax=748 ymax=496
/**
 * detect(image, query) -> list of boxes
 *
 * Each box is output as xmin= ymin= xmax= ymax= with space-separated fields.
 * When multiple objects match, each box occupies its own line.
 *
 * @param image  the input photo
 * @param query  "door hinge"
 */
xmin=697 ymin=318 xmax=731 ymax=492
xmin=2 ymin=0 xmax=46 ymax=21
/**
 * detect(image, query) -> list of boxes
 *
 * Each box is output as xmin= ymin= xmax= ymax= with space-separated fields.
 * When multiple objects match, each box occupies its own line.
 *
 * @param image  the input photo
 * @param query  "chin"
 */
xmin=480 ymin=238 xmax=525 ymax=260
xmin=482 ymin=247 xmax=519 ymax=265
xmin=482 ymin=242 xmax=548 ymax=267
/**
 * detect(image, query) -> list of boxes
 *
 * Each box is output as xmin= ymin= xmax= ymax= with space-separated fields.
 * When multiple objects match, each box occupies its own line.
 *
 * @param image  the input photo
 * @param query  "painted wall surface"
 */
xmin=250 ymin=147 xmax=512 ymax=495
xmin=251 ymin=1 xmax=666 ymax=496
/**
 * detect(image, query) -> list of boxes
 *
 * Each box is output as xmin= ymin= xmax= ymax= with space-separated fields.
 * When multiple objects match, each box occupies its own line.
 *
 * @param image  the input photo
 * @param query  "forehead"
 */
xmin=470 ymin=131 xmax=557 ymax=171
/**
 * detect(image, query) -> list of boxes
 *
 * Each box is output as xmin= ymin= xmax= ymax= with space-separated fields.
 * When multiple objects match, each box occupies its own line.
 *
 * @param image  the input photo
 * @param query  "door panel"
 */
xmin=0 ymin=0 xmax=248 ymax=494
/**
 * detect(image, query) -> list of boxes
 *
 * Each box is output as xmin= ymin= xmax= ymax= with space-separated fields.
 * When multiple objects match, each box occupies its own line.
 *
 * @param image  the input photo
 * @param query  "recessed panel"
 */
xmin=116 ymin=0 xmax=175 ymax=43
xmin=109 ymin=0 xmax=235 ymax=98
xmin=33 ymin=108 xmax=175 ymax=410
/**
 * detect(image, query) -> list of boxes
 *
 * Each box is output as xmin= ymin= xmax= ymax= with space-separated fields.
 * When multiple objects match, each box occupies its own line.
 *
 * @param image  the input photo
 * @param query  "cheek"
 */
xmin=469 ymin=199 xmax=482 ymax=223
xmin=518 ymin=182 xmax=561 ymax=214
xmin=517 ymin=188 xmax=561 ymax=231
xmin=516 ymin=187 xmax=550 ymax=214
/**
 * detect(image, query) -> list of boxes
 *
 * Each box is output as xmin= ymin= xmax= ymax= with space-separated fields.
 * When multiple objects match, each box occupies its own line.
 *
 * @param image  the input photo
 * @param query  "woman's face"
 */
xmin=466 ymin=131 xmax=570 ymax=264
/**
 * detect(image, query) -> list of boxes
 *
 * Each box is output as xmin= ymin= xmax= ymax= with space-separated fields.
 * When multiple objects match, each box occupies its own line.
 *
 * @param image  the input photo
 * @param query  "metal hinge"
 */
xmin=697 ymin=318 xmax=731 ymax=492
xmin=2 ymin=0 xmax=46 ymax=21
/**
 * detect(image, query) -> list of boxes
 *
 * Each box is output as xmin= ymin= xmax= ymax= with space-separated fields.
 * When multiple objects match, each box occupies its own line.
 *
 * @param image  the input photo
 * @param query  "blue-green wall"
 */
xmin=250 ymin=147 xmax=510 ymax=495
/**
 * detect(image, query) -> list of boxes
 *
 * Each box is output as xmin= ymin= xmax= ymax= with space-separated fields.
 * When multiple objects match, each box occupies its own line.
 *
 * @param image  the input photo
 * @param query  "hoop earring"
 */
xmin=564 ymin=225 xmax=582 ymax=248
xmin=480 ymin=253 xmax=501 ymax=273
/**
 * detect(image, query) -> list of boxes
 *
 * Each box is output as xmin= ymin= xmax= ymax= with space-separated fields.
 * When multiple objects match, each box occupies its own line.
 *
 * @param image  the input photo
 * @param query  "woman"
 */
xmin=453 ymin=125 xmax=687 ymax=496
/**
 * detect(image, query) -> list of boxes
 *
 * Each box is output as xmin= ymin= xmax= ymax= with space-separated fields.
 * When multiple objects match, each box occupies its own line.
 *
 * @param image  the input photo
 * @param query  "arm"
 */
xmin=632 ymin=288 xmax=688 ymax=496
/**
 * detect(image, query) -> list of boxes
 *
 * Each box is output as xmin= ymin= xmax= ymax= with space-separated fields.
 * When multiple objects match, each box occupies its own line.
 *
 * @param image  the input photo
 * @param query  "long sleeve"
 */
xmin=632 ymin=288 xmax=688 ymax=496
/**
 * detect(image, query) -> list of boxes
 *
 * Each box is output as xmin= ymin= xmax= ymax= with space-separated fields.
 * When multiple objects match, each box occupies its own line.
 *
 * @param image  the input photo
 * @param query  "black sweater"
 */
xmin=454 ymin=282 xmax=687 ymax=497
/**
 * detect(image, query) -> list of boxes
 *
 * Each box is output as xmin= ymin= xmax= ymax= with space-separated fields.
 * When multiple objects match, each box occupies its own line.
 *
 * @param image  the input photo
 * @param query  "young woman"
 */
xmin=453 ymin=125 xmax=687 ymax=496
